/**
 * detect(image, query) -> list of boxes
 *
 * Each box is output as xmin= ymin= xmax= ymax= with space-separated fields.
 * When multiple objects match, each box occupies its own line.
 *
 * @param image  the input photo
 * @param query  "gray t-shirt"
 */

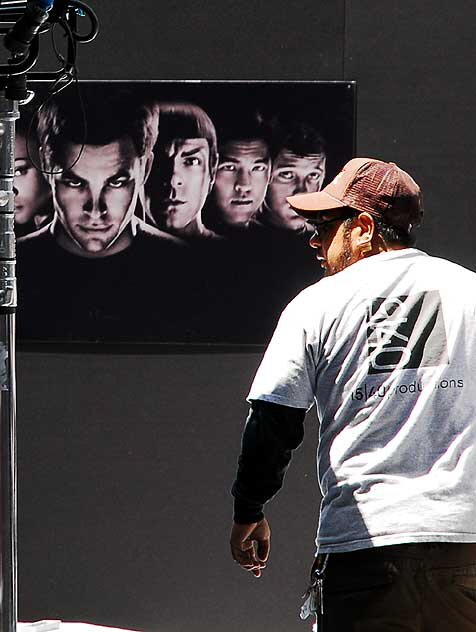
xmin=248 ymin=249 xmax=476 ymax=553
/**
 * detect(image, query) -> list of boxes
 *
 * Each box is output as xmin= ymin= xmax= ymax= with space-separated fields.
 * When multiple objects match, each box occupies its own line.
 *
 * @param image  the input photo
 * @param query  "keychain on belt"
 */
xmin=300 ymin=553 xmax=329 ymax=631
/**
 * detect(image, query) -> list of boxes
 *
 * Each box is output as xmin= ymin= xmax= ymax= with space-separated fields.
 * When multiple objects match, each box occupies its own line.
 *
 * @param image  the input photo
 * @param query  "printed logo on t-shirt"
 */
xmin=366 ymin=291 xmax=448 ymax=374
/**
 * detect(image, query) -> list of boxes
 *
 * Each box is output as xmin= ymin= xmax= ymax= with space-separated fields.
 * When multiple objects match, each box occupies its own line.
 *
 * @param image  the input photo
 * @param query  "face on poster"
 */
xmin=15 ymin=81 xmax=356 ymax=344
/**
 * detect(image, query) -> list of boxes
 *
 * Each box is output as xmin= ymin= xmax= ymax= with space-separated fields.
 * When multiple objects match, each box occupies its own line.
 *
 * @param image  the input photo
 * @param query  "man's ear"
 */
xmin=355 ymin=212 xmax=375 ymax=246
xmin=142 ymin=150 xmax=154 ymax=185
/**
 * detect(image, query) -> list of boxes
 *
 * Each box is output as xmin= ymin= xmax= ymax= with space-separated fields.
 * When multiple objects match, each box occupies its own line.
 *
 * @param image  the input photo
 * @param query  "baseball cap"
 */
xmin=286 ymin=157 xmax=423 ymax=233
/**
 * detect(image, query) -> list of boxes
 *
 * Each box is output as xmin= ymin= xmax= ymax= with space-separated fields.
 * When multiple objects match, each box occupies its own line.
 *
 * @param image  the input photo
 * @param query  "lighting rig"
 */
xmin=0 ymin=2 xmax=98 ymax=630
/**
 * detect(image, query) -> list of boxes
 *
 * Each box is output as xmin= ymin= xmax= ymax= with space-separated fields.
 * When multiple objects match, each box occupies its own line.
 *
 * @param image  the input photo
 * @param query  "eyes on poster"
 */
xmin=15 ymin=80 xmax=356 ymax=346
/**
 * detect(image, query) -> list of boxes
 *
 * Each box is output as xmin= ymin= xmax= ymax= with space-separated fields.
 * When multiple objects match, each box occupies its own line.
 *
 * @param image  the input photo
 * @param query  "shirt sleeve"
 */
xmin=248 ymin=293 xmax=317 ymax=410
xmin=232 ymin=400 xmax=306 ymax=523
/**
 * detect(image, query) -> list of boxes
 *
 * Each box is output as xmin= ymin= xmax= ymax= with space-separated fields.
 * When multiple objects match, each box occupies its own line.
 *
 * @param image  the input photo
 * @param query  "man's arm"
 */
xmin=230 ymin=399 xmax=306 ymax=577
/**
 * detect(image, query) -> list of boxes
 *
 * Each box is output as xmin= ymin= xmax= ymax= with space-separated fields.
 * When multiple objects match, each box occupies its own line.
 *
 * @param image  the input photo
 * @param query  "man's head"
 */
xmin=210 ymin=119 xmax=271 ymax=229
xmin=14 ymin=115 xmax=51 ymax=225
xmin=287 ymin=157 xmax=423 ymax=276
xmin=146 ymin=103 xmax=218 ymax=233
xmin=37 ymin=88 xmax=158 ymax=256
xmin=264 ymin=121 xmax=326 ymax=232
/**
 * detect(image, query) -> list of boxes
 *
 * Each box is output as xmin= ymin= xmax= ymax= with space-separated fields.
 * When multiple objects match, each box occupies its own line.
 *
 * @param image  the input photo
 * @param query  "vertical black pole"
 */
xmin=0 ymin=91 xmax=18 ymax=632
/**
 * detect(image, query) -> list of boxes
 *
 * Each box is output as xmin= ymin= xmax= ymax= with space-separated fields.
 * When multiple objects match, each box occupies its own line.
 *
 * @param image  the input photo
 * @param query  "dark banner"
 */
xmin=15 ymin=80 xmax=355 ymax=345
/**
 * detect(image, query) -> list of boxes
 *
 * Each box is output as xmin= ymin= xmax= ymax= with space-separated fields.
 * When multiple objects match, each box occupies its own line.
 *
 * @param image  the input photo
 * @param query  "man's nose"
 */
xmin=83 ymin=191 xmax=107 ymax=215
xmin=161 ymin=160 xmax=182 ymax=196
xmin=235 ymin=169 xmax=252 ymax=193
xmin=169 ymin=169 xmax=183 ymax=190
xmin=293 ymin=177 xmax=307 ymax=195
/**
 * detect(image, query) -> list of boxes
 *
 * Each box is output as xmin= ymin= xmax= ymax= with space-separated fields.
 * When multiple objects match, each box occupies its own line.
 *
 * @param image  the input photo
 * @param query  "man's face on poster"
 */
xmin=266 ymin=150 xmax=326 ymax=231
xmin=150 ymin=138 xmax=211 ymax=231
xmin=14 ymin=133 xmax=51 ymax=225
xmin=51 ymin=137 xmax=148 ymax=254
xmin=212 ymin=139 xmax=271 ymax=227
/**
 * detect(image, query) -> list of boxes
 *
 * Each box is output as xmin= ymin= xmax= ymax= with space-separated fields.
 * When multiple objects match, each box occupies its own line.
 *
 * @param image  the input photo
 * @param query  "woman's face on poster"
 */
xmin=14 ymin=133 xmax=51 ymax=225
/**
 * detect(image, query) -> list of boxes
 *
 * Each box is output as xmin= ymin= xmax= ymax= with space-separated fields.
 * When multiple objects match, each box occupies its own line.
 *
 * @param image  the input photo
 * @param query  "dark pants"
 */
xmin=320 ymin=543 xmax=476 ymax=631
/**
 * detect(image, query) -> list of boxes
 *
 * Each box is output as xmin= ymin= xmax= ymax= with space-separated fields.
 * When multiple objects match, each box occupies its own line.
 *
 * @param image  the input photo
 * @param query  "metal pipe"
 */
xmin=0 ymin=91 xmax=18 ymax=632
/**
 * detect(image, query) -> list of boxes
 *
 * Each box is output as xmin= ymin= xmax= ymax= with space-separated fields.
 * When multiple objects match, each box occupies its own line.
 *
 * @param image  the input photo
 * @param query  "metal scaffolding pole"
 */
xmin=0 ymin=92 xmax=18 ymax=632
xmin=0 ymin=3 xmax=97 ymax=629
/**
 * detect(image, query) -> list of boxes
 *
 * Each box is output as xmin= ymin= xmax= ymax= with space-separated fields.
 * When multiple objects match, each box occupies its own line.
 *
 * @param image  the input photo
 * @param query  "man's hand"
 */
xmin=230 ymin=518 xmax=271 ymax=578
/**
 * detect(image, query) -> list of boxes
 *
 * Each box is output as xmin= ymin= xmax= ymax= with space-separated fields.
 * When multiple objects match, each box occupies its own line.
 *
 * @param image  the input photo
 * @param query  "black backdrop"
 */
xmin=17 ymin=2 xmax=476 ymax=631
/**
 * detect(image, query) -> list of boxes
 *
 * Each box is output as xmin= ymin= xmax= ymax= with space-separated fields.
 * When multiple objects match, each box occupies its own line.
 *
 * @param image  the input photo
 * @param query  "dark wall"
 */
xmin=33 ymin=0 xmax=345 ymax=80
xmin=346 ymin=2 xmax=476 ymax=270
xmin=18 ymin=351 xmax=319 ymax=632
xmin=17 ymin=1 xmax=476 ymax=631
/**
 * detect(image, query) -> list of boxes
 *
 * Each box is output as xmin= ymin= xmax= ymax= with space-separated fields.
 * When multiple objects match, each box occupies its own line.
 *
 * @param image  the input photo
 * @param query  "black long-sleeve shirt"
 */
xmin=231 ymin=399 xmax=307 ymax=523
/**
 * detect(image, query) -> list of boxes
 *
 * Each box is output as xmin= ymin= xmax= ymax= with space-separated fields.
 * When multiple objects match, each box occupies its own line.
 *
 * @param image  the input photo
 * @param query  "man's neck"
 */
xmin=376 ymin=241 xmax=408 ymax=254
xmin=52 ymin=217 xmax=134 ymax=258
xmin=202 ymin=203 xmax=257 ymax=237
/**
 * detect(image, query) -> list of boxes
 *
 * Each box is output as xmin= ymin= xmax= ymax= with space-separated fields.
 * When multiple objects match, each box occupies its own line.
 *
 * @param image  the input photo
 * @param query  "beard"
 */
xmin=324 ymin=225 xmax=355 ymax=276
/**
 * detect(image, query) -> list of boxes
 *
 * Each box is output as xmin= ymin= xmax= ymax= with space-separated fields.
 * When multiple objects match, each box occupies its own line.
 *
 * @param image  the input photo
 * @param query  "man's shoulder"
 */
xmin=17 ymin=222 xmax=54 ymax=251
xmin=134 ymin=219 xmax=186 ymax=246
xmin=389 ymin=249 xmax=476 ymax=292
xmin=425 ymin=251 xmax=476 ymax=275
xmin=280 ymin=281 xmax=329 ymax=325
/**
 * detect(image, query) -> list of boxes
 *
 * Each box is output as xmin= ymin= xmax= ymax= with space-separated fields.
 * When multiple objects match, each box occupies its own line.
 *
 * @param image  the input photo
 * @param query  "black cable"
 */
xmin=7 ymin=0 xmax=95 ymax=182
xmin=56 ymin=14 xmax=76 ymax=69
xmin=24 ymin=10 xmax=87 ymax=177
xmin=60 ymin=0 xmax=98 ymax=43
xmin=25 ymin=76 xmax=87 ymax=177
xmin=50 ymin=21 xmax=65 ymax=67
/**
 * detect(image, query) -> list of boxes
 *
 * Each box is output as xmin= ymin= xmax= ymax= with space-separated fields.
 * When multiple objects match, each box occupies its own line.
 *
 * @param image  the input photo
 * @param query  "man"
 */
xmin=144 ymin=103 xmax=219 ymax=240
xmin=256 ymin=120 xmax=326 ymax=233
xmin=26 ymin=88 xmax=180 ymax=257
xmin=240 ymin=121 xmax=327 ymax=323
xmin=230 ymin=157 xmax=476 ymax=631
xmin=203 ymin=121 xmax=271 ymax=235
xmin=17 ymin=87 xmax=190 ymax=341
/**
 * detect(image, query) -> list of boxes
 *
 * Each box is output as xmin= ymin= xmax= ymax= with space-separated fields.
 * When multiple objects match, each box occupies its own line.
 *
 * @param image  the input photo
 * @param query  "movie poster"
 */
xmin=15 ymin=80 xmax=355 ymax=345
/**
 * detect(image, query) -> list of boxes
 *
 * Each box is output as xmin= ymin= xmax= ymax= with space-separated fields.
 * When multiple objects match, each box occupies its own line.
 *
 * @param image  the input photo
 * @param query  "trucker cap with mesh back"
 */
xmin=286 ymin=157 xmax=423 ymax=233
